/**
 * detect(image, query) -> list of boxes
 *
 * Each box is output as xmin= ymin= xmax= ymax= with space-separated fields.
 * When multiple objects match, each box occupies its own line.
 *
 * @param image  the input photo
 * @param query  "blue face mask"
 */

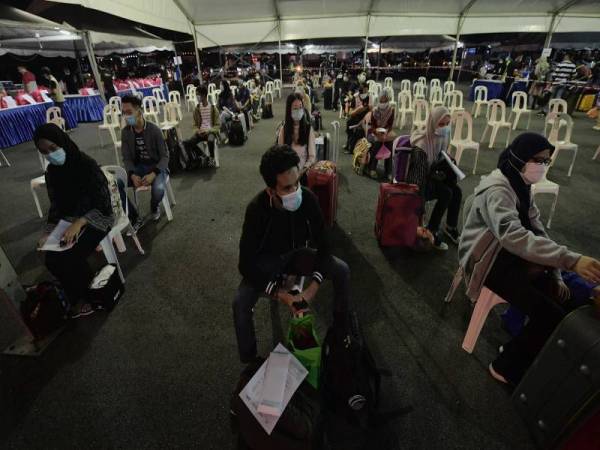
xmin=435 ymin=125 xmax=451 ymax=137
xmin=45 ymin=147 xmax=66 ymax=166
xmin=280 ymin=185 xmax=303 ymax=212
xmin=125 ymin=114 xmax=137 ymax=126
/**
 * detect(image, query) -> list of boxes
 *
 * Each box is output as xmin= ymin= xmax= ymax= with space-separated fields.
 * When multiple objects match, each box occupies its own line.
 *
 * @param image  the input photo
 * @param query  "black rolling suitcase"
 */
xmin=512 ymin=305 xmax=600 ymax=450
xmin=323 ymin=88 xmax=333 ymax=110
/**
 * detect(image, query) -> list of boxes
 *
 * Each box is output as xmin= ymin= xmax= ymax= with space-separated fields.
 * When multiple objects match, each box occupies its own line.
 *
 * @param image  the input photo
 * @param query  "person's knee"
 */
xmin=329 ymin=256 xmax=350 ymax=281
xmin=232 ymin=283 xmax=257 ymax=316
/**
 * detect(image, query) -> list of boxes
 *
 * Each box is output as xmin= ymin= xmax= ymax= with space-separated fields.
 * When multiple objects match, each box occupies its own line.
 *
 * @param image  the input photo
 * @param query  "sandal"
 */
xmin=70 ymin=303 xmax=96 ymax=319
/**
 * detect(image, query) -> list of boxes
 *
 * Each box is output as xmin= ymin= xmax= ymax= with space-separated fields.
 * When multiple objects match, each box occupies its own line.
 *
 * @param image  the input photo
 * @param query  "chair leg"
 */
xmin=473 ymin=147 xmax=480 ymax=175
xmin=489 ymin=125 xmax=499 ymax=149
xmin=455 ymin=146 xmax=463 ymax=166
xmin=481 ymin=124 xmax=490 ymax=143
xmin=512 ymin=111 xmax=520 ymax=130
xmin=129 ymin=227 xmax=145 ymax=255
xmin=0 ymin=149 xmax=10 ymax=167
xmin=594 ymin=146 xmax=600 ymax=160
xmin=547 ymin=189 xmax=559 ymax=229
xmin=444 ymin=267 xmax=464 ymax=303
xmin=214 ymin=141 xmax=220 ymax=168
xmin=166 ymin=180 xmax=176 ymax=205
xmin=462 ymin=287 xmax=506 ymax=353
xmin=162 ymin=196 xmax=173 ymax=221
xmin=100 ymin=236 xmax=125 ymax=283
xmin=113 ymin=232 xmax=127 ymax=253
xmin=505 ymin=127 xmax=511 ymax=148
xmin=31 ymin=184 xmax=43 ymax=218
xmin=568 ymin=148 xmax=577 ymax=177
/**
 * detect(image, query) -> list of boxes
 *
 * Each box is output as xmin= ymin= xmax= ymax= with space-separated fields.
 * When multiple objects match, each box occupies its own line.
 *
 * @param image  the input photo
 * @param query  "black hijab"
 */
xmin=33 ymin=123 xmax=97 ymax=215
xmin=497 ymin=132 xmax=554 ymax=231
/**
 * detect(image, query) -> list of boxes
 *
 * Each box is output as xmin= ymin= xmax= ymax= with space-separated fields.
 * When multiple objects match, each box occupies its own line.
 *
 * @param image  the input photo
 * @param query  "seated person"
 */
xmin=235 ymin=83 xmax=252 ymax=132
xmin=233 ymin=145 xmax=351 ymax=362
xmin=34 ymin=123 xmax=113 ymax=318
xmin=408 ymin=106 xmax=462 ymax=250
xmin=344 ymin=92 xmax=371 ymax=153
xmin=120 ymin=95 xmax=169 ymax=222
xmin=218 ymin=80 xmax=237 ymax=141
xmin=278 ymin=93 xmax=316 ymax=184
xmin=459 ymin=132 xmax=600 ymax=385
xmin=185 ymin=85 xmax=220 ymax=159
xmin=366 ymin=90 xmax=396 ymax=180
xmin=251 ymin=82 xmax=264 ymax=120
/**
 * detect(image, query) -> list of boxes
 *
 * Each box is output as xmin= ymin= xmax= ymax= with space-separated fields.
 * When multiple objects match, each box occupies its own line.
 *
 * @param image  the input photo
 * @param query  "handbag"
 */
xmin=375 ymin=142 xmax=392 ymax=160
xmin=430 ymin=154 xmax=458 ymax=185
xmin=88 ymin=264 xmax=125 ymax=311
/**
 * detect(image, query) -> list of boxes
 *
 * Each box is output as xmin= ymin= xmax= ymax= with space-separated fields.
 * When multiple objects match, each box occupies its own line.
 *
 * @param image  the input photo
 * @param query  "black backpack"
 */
xmin=184 ymin=139 xmax=216 ymax=170
xmin=229 ymin=119 xmax=245 ymax=146
xmin=165 ymin=128 xmax=188 ymax=173
xmin=20 ymin=281 xmax=69 ymax=339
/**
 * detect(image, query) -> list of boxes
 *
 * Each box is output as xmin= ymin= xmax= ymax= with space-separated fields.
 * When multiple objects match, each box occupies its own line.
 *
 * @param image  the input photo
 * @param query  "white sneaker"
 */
xmin=151 ymin=208 xmax=161 ymax=222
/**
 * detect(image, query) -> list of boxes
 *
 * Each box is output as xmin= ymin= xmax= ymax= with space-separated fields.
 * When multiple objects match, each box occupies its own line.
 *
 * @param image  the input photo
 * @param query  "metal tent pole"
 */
xmin=82 ymin=31 xmax=106 ymax=102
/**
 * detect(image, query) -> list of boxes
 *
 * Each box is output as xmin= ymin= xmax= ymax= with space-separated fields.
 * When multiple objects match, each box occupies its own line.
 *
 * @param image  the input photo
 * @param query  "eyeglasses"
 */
xmin=529 ymin=157 xmax=552 ymax=166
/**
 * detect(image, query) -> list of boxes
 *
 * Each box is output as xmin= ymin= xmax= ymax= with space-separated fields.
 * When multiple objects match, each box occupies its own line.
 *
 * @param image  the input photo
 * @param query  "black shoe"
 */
xmin=443 ymin=226 xmax=460 ymax=244
xmin=432 ymin=234 xmax=449 ymax=251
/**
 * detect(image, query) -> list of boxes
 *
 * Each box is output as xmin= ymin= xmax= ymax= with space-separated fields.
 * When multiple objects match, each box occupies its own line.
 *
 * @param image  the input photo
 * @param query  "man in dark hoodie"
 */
xmin=233 ymin=145 xmax=350 ymax=363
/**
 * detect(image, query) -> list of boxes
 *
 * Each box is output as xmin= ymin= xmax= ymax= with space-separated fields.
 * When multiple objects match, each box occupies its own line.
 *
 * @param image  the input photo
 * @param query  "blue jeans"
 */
xmin=131 ymin=164 xmax=167 ymax=212
xmin=543 ymin=85 xmax=567 ymax=113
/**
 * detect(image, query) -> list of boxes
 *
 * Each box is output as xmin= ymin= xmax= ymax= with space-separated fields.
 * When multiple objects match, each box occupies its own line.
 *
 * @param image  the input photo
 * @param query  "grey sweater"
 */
xmin=458 ymin=169 xmax=581 ymax=299
xmin=120 ymin=120 xmax=169 ymax=173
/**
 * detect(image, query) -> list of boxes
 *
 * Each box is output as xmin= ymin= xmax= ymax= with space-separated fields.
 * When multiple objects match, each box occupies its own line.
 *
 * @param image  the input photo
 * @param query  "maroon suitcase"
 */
xmin=374 ymin=183 xmax=422 ymax=248
xmin=307 ymin=161 xmax=338 ymax=227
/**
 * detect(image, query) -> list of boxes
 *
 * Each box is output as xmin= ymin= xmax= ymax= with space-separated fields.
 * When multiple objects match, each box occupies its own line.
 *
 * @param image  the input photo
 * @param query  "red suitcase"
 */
xmin=307 ymin=161 xmax=338 ymax=227
xmin=374 ymin=183 xmax=422 ymax=248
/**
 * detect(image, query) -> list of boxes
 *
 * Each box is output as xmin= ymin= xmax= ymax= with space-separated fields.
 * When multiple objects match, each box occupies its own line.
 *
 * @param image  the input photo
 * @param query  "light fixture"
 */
xmin=59 ymin=29 xmax=71 ymax=35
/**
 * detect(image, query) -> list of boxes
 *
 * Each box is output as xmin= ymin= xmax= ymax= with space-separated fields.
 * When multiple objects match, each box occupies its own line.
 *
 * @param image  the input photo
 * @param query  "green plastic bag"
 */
xmin=287 ymin=314 xmax=322 ymax=389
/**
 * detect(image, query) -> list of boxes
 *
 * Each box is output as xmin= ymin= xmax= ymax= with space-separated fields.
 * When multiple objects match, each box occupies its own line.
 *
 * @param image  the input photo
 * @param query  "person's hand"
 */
xmin=276 ymin=290 xmax=296 ymax=312
xmin=131 ymin=174 xmax=143 ymax=188
xmin=142 ymin=172 xmax=157 ymax=186
xmin=61 ymin=219 xmax=86 ymax=246
xmin=37 ymin=233 xmax=50 ymax=250
xmin=573 ymin=256 xmax=600 ymax=285
xmin=554 ymin=279 xmax=571 ymax=303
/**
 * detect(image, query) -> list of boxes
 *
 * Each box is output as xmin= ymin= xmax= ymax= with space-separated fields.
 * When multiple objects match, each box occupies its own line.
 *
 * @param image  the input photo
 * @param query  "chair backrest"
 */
xmin=208 ymin=92 xmax=217 ymax=106
xmin=101 ymin=165 xmax=128 ymax=217
xmin=48 ymin=117 xmax=66 ymax=131
xmin=384 ymin=77 xmax=393 ymax=88
xmin=208 ymin=83 xmax=216 ymax=95
xmin=46 ymin=106 xmax=62 ymax=123
xmin=451 ymin=90 xmax=463 ymax=109
xmin=143 ymin=96 xmax=159 ymax=114
xmin=186 ymin=84 xmax=194 ymax=96
xmin=102 ymin=104 xmax=116 ymax=126
xmin=163 ymin=102 xmax=179 ymax=124
xmin=274 ymin=79 xmax=282 ymax=89
xmin=152 ymin=88 xmax=165 ymax=103
xmin=474 ymin=85 xmax=488 ymax=102
xmin=374 ymin=83 xmax=383 ymax=96
xmin=451 ymin=110 xmax=474 ymax=142
xmin=413 ymin=82 xmax=426 ymax=99
xmin=265 ymin=81 xmax=274 ymax=93
xmin=549 ymin=98 xmax=567 ymax=114
xmin=414 ymin=99 xmax=429 ymax=123
xmin=400 ymin=79 xmax=411 ymax=92
xmin=443 ymin=80 xmax=455 ymax=94
xmin=398 ymin=91 xmax=412 ymax=110
xmin=187 ymin=86 xmax=197 ymax=99
xmin=418 ymin=76 xmax=427 ymax=85
xmin=487 ymin=99 xmax=507 ymax=123
xmin=546 ymin=112 xmax=574 ymax=144
xmin=169 ymin=91 xmax=181 ymax=104
xmin=230 ymin=85 xmax=238 ymax=97
xmin=430 ymin=79 xmax=441 ymax=91
xmin=109 ymin=96 xmax=121 ymax=110
xmin=429 ymin=86 xmax=443 ymax=104
xmin=511 ymin=91 xmax=527 ymax=110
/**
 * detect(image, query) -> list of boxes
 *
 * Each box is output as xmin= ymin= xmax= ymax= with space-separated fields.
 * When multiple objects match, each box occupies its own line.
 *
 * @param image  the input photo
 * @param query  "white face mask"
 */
xmin=280 ymin=185 xmax=303 ymax=212
xmin=291 ymin=108 xmax=304 ymax=121
xmin=521 ymin=162 xmax=546 ymax=184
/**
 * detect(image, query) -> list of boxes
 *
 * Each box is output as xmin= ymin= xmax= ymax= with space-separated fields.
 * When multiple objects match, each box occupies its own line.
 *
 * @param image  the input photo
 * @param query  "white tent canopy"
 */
xmin=50 ymin=0 xmax=600 ymax=47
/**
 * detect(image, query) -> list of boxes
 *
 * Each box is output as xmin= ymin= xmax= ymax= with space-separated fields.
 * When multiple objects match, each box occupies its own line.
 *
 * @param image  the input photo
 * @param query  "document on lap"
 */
xmin=39 ymin=219 xmax=79 ymax=252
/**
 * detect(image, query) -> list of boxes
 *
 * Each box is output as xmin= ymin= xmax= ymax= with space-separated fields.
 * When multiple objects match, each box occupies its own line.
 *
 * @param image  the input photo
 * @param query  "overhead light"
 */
xmin=59 ymin=30 xmax=71 ymax=35
xmin=53 ymin=27 xmax=59 ymax=30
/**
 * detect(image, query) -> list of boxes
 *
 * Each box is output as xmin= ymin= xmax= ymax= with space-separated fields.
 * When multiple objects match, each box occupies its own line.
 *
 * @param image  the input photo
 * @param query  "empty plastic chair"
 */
xmin=384 ymin=77 xmax=393 ymax=90
xmin=449 ymin=110 xmax=480 ymax=174
xmin=143 ymin=96 xmax=160 ymax=125
xmin=545 ymin=113 xmax=578 ymax=177
xmin=169 ymin=91 xmax=181 ymax=105
xmin=544 ymin=99 xmax=568 ymax=136
xmin=185 ymin=86 xmax=197 ymax=112
xmin=429 ymin=86 xmax=444 ymax=109
xmin=418 ymin=76 xmax=427 ymax=86
xmin=443 ymin=81 xmax=455 ymax=97
xmin=413 ymin=82 xmax=426 ymax=100
xmin=152 ymin=88 xmax=167 ymax=107
xmin=273 ymin=79 xmax=282 ymax=98
xmin=448 ymin=90 xmax=465 ymax=114
xmin=481 ymin=99 xmax=512 ymax=149
xmin=98 ymin=104 xmax=119 ymax=147
xmin=509 ymin=91 xmax=532 ymax=130
xmin=412 ymin=99 xmax=429 ymax=132
xmin=396 ymin=91 xmax=413 ymax=129
xmin=430 ymin=78 xmax=441 ymax=92
xmin=471 ymin=85 xmax=489 ymax=118
xmin=46 ymin=106 xmax=66 ymax=131
xmin=265 ymin=81 xmax=274 ymax=94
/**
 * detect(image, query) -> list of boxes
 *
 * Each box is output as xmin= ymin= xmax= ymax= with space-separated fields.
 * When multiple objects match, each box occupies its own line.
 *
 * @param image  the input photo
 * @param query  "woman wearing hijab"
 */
xmin=458 ymin=132 xmax=600 ymax=385
xmin=409 ymin=106 xmax=461 ymax=250
xmin=34 ymin=123 xmax=114 ymax=317
xmin=278 ymin=93 xmax=316 ymax=184
xmin=366 ymin=89 xmax=396 ymax=180
xmin=218 ymin=79 xmax=236 ymax=142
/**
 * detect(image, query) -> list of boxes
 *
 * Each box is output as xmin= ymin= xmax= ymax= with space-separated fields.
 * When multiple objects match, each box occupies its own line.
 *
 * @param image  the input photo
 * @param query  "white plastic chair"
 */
xmin=161 ymin=102 xmax=183 ymax=140
xmin=418 ymin=76 xmax=427 ymax=86
xmin=531 ymin=168 xmax=559 ymax=229
xmin=412 ymin=99 xmax=429 ymax=132
xmin=134 ymin=175 xmax=176 ymax=222
xmin=413 ymin=82 xmax=426 ymax=100
xmin=265 ymin=81 xmax=274 ymax=95
xmin=109 ymin=96 xmax=122 ymax=113
xmin=443 ymin=81 xmax=455 ymax=97
xmin=152 ymin=87 xmax=167 ymax=107
xmin=545 ymin=113 xmax=578 ymax=177
xmin=273 ymin=79 xmax=282 ymax=98
xmin=185 ymin=86 xmax=197 ymax=112
xmin=107 ymin=125 xmax=122 ymax=165
xmin=471 ymin=85 xmax=489 ymax=118
xmin=186 ymin=84 xmax=195 ymax=97
xmin=449 ymin=110 xmax=480 ymax=175
xmin=208 ymin=83 xmax=216 ymax=95
xmin=100 ymin=165 xmax=146 ymax=282
xmin=168 ymin=91 xmax=181 ymax=105
xmin=384 ymin=77 xmax=393 ymax=90
xmin=481 ymin=99 xmax=512 ymax=149
xmin=448 ymin=90 xmax=465 ymax=114
xmin=30 ymin=154 xmax=48 ymax=217
xmin=143 ymin=96 xmax=160 ymax=125
xmin=46 ymin=106 xmax=66 ymax=131
xmin=430 ymin=79 xmax=441 ymax=92
xmin=400 ymin=79 xmax=411 ymax=93
xmin=429 ymin=87 xmax=444 ymax=109
xmin=444 ymin=267 xmax=508 ymax=354
xmin=509 ymin=91 xmax=532 ymax=130
xmin=98 ymin=104 xmax=119 ymax=147
xmin=544 ymin=99 xmax=568 ymax=136
xmin=396 ymin=91 xmax=413 ymax=129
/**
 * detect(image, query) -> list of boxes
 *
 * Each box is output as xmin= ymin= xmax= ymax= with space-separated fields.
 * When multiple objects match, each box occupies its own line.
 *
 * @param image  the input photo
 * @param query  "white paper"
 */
xmin=40 ymin=220 xmax=75 ymax=252
xmin=441 ymin=151 xmax=466 ymax=181
xmin=257 ymin=352 xmax=290 ymax=417
xmin=238 ymin=343 xmax=308 ymax=435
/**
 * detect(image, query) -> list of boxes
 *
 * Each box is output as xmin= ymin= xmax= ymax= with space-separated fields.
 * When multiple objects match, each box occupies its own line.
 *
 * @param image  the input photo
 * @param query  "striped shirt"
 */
xmin=552 ymin=61 xmax=576 ymax=84
xmin=198 ymin=104 xmax=212 ymax=132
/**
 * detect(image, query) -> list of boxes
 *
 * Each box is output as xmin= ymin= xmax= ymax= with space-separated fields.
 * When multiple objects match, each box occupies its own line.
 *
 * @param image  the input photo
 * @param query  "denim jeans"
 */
xmin=131 ymin=164 xmax=167 ymax=212
xmin=543 ymin=85 xmax=568 ymax=113
xmin=232 ymin=249 xmax=350 ymax=362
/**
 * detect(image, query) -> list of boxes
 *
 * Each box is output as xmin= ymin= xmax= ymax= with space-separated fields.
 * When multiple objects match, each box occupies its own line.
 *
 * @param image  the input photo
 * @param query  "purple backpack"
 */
xmin=393 ymin=135 xmax=412 ymax=183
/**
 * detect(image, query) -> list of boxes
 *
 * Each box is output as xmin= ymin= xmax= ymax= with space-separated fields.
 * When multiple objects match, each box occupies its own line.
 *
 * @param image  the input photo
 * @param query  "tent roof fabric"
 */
xmin=48 ymin=0 xmax=600 ymax=46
